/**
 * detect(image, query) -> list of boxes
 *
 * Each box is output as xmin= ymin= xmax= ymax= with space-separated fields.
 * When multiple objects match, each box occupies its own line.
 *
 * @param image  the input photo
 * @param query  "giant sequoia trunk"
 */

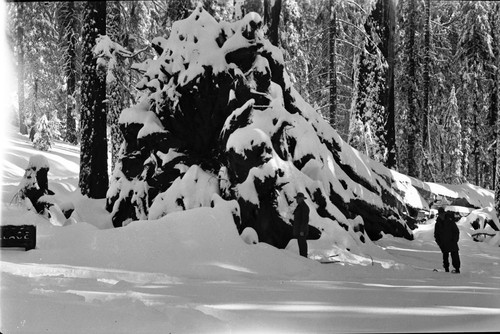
xmin=106 ymin=6 xmax=423 ymax=249
xmin=79 ymin=1 xmax=108 ymax=199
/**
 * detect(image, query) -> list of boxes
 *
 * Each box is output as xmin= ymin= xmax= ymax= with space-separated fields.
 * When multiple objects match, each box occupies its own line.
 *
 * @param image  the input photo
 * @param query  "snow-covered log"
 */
xmin=106 ymin=6 xmax=424 ymax=248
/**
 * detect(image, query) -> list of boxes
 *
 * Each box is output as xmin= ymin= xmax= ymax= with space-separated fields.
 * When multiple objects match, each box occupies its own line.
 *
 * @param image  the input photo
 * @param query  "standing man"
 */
xmin=434 ymin=207 xmax=461 ymax=273
xmin=293 ymin=192 xmax=310 ymax=258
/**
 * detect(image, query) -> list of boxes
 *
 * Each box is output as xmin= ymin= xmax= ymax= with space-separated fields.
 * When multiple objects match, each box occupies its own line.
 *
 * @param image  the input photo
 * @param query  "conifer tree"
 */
xmin=79 ymin=1 xmax=108 ymax=198
xmin=489 ymin=4 xmax=499 ymax=189
xmin=15 ymin=3 xmax=27 ymax=135
xmin=442 ymin=86 xmax=462 ymax=184
xmin=107 ymin=1 xmax=126 ymax=171
xmin=8 ymin=2 xmax=65 ymax=142
xmin=329 ymin=0 xmax=337 ymax=128
xmin=59 ymin=1 xmax=78 ymax=144
xmin=405 ymin=0 xmax=418 ymax=178
xmin=33 ymin=114 xmax=51 ymax=151
xmin=353 ymin=0 xmax=396 ymax=168
xmin=33 ymin=112 xmax=61 ymax=152
xmin=458 ymin=2 xmax=494 ymax=187
xmin=421 ymin=0 xmax=431 ymax=180
xmin=496 ymin=62 xmax=500 ymax=215
xmin=494 ymin=3 xmax=500 ymax=217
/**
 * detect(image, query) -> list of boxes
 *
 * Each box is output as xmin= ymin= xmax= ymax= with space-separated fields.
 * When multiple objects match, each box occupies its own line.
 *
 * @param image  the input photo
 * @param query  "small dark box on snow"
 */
xmin=1 ymin=225 xmax=36 ymax=251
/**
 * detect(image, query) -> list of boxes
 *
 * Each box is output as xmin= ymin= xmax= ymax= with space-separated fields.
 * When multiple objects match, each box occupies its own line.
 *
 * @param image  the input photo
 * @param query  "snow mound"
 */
xmin=26 ymin=154 xmax=50 ymax=170
xmin=241 ymin=227 xmax=259 ymax=245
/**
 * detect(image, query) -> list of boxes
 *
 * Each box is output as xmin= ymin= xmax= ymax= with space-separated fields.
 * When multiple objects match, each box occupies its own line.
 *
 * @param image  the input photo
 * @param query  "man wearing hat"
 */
xmin=434 ymin=207 xmax=461 ymax=273
xmin=293 ymin=192 xmax=310 ymax=258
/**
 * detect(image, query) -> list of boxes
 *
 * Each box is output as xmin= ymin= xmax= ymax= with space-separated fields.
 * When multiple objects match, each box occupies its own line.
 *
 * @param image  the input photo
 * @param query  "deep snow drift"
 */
xmin=2 ymin=125 xmax=500 ymax=333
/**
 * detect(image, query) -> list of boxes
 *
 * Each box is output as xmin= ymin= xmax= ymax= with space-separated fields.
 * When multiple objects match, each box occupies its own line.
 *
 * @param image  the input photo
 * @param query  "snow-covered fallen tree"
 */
xmin=106 ymin=6 xmax=437 ymax=249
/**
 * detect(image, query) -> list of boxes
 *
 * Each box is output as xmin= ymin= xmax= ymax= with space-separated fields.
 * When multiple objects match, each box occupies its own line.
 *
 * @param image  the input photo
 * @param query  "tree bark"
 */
xmin=263 ymin=0 xmax=282 ymax=46
xmin=355 ymin=0 xmax=396 ymax=168
xmin=329 ymin=0 xmax=337 ymax=128
xmin=496 ymin=87 xmax=500 ymax=218
xmin=407 ymin=0 xmax=418 ymax=177
xmin=79 ymin=1 xmax=108 ymax=198
xmin=107 ymin=1 xmax=126 ymax=172
xmin=17 ymin=3 xmax=27 ymax=135
xmin=62 ymin=1 xmax=78 ymax=144
xmin=490 ymin=4 xmax=499 ymax=190
xmin=422 ymin=0 xmax=431 ymax=179
xmin=383 ymin=0 xmax=396 ymax=169
xmin=496 ymin=10 xmax=500 ymax=217
xmin=473 ymin=111 xmax=479 ymax=186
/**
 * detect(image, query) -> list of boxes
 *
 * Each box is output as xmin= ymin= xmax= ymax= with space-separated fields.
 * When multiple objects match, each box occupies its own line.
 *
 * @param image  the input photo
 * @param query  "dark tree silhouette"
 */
xmin=79 ymin=1 xmax=108 ymax=198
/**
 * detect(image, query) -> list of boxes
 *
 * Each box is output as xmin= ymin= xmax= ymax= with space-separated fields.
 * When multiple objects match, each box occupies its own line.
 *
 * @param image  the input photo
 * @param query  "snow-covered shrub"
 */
xmin=106 ymin=5 xmax=420 ymax=250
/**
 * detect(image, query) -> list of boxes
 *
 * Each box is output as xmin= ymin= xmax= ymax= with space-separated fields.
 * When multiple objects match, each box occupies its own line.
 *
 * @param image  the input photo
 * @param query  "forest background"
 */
xmin=4 ymin=0 xmax=500 ymax=210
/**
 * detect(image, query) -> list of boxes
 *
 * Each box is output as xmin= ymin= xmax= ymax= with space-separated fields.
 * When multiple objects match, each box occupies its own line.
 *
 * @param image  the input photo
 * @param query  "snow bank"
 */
xmin=4 ymin=194 xmax=315 ymax=280
xmin=411 ymin=179 xmax=494 ymax=209
xmin=4 ymin=117 xmax=500 ymax=333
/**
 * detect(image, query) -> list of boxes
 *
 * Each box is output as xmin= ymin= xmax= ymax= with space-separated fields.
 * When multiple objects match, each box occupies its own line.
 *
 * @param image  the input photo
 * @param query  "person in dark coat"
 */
xmin=434 ymin=208 xmax=461 ymax=273
xmin=293 ymin=192 xmax=310 ymax=258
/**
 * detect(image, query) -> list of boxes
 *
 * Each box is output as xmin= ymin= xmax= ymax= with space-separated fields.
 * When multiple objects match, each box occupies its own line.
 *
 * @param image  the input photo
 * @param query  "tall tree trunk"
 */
xmin=383 ymin=0 xmax=396 ymax=169
xmin=17 ymin=3 xmax=27 ymax=135
xmin=422 ymin=0 xmax=431 ymax=179
xmin=490 ymin=4 xmax=499 ymax=190
xmin=329 ymin=0 xmax=337 ymax=128
xmin=462 ymin=111 xmax=471 ymax=181
xmin=473 ymin=110 xmax=479 ymax=186
xmin=62 ymin=1 xmax=78 ymax=144
xmin=354 ymin=0 xmax=395 ymax=168
xmin=107 ymin=1 xmax=125 ymax=172
xmin=492 ymin=94 xmax=498 ymax=189
xmin=406 ymin=0 xmax=418 ymax=177
xmin=263 ymin=0 xmax=281 ymax=46
xmin=496 ymin=69 xmax=500 ymax=219
xmin=79 ymin=1 xmax=108 ymax=198
xmin=496 ymin=11 xmax=500 ymax=217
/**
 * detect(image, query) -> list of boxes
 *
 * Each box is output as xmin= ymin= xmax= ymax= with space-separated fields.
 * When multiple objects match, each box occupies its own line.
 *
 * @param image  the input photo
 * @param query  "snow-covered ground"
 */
xmin=2 ymin=127 xmax=500 ymax=333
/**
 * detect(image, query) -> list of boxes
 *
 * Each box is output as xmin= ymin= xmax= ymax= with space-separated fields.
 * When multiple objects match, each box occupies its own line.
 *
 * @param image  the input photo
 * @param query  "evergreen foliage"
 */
xmin=33 ymin=114 xmax=54 ymax=151
xmin=8 ymin=2 xmax=66 ymax=147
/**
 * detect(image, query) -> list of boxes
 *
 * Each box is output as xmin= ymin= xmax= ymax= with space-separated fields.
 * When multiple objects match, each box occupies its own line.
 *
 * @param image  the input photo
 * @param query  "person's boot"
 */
xmin=444 ymin=267 xmax=449 ymax=272
xmin=452 ymin=269 xmax=460 ymax=274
